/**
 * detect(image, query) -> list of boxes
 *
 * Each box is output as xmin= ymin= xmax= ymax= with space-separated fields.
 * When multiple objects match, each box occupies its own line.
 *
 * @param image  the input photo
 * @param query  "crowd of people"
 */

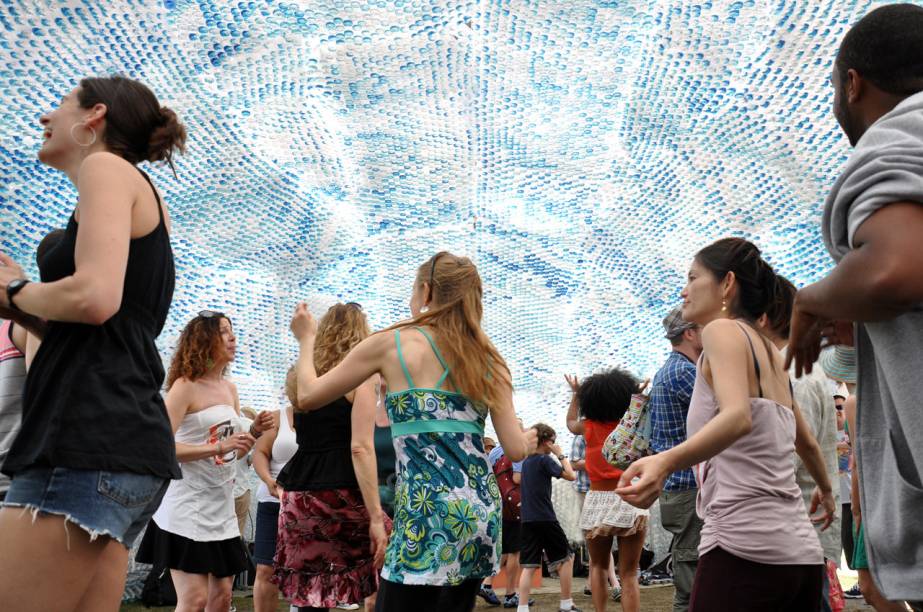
xmin=0 ymin=3 xmax=922 ymax=612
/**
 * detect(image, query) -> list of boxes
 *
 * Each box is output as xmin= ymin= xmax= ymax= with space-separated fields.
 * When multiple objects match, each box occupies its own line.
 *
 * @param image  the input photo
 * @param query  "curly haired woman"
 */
xmin=272 ymin=303 xmax=390 ymax=612
xmin=136 ymin=311 xmax=272 ymax=612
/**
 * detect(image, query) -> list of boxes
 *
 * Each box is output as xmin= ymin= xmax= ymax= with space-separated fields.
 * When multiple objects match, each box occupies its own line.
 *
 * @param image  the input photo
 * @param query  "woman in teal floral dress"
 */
xmin=289 ymin=252 xmax=537 ymax=612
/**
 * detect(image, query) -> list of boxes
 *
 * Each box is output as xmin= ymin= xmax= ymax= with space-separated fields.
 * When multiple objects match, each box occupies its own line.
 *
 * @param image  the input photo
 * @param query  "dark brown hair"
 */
xmin=695 ymin=238 xmax=778 ymax=323
xmin=695 ymin=237 xmax=780 ymax=367
xmin=78 ymin=76 xmax=187 ymax=175
xmin=763 ymin=275 xmax=797 ymax=341
xmin=532 ymin=423 xmax=556 ymax=445
xmin=166 ymin=315 xmax=230 ymax=388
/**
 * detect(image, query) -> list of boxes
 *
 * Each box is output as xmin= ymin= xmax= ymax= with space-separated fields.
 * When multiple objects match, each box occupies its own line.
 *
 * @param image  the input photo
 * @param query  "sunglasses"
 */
xmin=198 ymin=310 xmax=226 ymax=319
xmin=345 ymin=302 xmax=363 ymax=310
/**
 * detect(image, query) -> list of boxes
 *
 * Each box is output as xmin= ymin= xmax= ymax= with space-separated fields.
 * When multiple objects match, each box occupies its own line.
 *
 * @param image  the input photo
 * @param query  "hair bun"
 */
xmin=146 ymin=106 xmax=187 ymax=166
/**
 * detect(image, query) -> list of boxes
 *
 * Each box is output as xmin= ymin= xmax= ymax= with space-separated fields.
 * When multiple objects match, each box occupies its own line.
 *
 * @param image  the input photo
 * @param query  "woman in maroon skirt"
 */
xmin=272 ymin=303 xmax=390 ymax=612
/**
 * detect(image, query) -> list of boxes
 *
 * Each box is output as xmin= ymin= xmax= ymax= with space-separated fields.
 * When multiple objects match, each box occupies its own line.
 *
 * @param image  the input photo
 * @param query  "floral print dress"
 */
xmin=381 ymin=328 xmax=502 ymax=586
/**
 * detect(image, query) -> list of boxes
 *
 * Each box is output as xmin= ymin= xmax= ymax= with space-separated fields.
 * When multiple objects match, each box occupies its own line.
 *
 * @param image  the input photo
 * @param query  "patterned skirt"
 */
xmin=578 ymin=489 xmax=649 ymax=539
xmin=270 ymin=488 xmax=390 ymax=608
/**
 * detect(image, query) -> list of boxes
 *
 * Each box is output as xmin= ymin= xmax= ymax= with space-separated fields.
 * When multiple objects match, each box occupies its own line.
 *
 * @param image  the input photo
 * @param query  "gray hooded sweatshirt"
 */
xmin=822 ymin=91 xmax=923 ymax=600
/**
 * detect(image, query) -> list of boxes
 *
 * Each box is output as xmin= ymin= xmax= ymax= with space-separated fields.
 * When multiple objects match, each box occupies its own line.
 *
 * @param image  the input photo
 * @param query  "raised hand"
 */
xmin=290 ymin=302 xmax=318 ymax=341
xmin=564 ymin=373 xmax=580 ymax=394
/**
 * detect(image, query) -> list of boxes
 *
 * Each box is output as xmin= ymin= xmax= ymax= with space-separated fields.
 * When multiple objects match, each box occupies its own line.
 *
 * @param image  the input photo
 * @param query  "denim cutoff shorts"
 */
xmin=252 ymin=501 xmax=281 ymax=566
xmin=3 ymin=466 xmax=169 ymax=548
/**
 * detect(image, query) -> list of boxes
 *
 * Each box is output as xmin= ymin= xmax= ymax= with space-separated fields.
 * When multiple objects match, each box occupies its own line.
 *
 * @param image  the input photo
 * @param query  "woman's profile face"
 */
xmin=218 ymin=317 xmax=236 ymax=362
xmin=38 ymin=87 xmax=85 ymax=167
xmin=681 ymin=258 xmax=723 ymax=325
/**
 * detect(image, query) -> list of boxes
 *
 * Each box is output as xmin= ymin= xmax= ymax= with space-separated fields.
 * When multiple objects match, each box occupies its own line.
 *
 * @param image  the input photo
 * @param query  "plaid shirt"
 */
xmin=649 ymin=350 xmax=698 ymax=492
xmin=570 ymin=434 xmax=591 ymax=493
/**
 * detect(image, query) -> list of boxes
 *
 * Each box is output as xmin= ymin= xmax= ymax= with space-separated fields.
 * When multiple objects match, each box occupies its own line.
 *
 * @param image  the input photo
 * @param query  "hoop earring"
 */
xmin=70 ymin=122 xmax=97 ymax=147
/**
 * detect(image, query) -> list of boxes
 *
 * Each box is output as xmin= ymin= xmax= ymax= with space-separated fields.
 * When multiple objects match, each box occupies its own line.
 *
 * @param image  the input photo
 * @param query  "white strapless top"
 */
xmin=153 ymin=405 xmax=245 ymax=542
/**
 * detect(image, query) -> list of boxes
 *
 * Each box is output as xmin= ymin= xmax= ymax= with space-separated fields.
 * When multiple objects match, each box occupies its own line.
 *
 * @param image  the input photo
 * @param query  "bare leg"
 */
xmin=0 ymin=508 xmax=110 ymax=612
xmin=505 ymin=552 xmax=521 ymax=597
xmin=74 ymin=539 xmax=130 ymax=612
xmin=171 ymin=569 xmax=209 ymax=612
xmin=608 ymin=555 xmax=619 ymax=589
xmin=364 ymin=593 xmax=376 ymax=612
xmin=205 ymin=574 xmax=234 ymax=612
xmin=587 ymin=536 xmax=613 ymax=612
xmin=616 ymin=530 xmax=646 ymax=612
xmin=858 ymin=569 xmax=907 ymax=612
xmin=557 ymin=556 xmax=574 ymax=601
xmin=254 ymin=564 xmax=280 ymax=612
xmin=518 ymin=566 xmax=536 ymax=608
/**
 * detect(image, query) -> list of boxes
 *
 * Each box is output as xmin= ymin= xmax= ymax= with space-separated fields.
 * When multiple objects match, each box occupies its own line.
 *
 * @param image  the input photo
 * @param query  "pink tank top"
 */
xmin=687 ymin=330 xmax=823 ymax=566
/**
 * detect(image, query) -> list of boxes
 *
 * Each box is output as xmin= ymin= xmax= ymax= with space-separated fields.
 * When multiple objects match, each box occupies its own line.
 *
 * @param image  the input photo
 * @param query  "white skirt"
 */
xmin=578 ymin=489 xmax=649 ymax=539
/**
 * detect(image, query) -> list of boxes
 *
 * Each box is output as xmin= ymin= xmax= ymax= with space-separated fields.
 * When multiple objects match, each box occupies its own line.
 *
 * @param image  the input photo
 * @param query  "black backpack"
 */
xmin=140 ymin=566 xmax=176 ymax=607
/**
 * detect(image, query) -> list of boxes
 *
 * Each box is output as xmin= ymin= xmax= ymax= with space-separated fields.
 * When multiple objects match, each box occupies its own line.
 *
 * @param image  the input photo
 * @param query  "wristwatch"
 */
xmin=557 ymin=454 xmax=567 ymax=462
xmin=6 ymin=279 xmax=29 ymax=311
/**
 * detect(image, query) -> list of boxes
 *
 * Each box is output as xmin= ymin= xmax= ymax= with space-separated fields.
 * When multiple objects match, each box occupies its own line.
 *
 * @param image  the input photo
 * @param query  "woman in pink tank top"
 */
xmin=617 ymin=238 xmax=836 ymax=611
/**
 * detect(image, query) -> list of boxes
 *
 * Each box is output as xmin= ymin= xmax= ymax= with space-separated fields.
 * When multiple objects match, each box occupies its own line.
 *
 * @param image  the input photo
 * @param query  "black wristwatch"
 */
xmin=557 ymin=454 xmax=567 ymax=462
xmin=6 ymin=279 xmax=29 ymax=311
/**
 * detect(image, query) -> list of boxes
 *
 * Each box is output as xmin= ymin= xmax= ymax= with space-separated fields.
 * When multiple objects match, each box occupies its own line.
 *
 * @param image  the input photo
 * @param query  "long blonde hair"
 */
xmin=314 ymin=303 xmax=370 ymax=376
xmin=387 ymin=252 xmax=512 ymax=409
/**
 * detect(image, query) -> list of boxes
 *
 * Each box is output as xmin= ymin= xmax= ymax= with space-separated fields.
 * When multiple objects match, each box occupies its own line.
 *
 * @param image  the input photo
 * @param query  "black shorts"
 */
xmin=502 ymin=519 xmax=521 ymax=554
xmin=520 ymin=520 xmax=572 ymax=571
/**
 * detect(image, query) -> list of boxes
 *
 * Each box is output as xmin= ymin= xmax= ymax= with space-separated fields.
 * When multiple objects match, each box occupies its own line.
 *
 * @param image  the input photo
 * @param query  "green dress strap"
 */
xmin=415 ymin=327 xmax=453 ymax=390
xmin=394 ymin=329 xmax=415 ymax=388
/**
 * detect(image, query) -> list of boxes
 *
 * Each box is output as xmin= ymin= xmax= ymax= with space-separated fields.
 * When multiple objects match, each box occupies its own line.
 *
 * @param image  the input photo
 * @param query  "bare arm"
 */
xmin=350 ymin=377 xmax=389 ymax=568
xmin=787 ymin=202 xmax=923 ymax=375
xmin=0 ymin=308 xmax=46 ymax=339
xmin=490 ymin=383 xmax=533 ymax=463
xmin=616 ymin=320 xmax=754 ymax=507
xmin=552 ymin=444 xmax=577 ymax=481
xmin=0 ymin=154 xmax=138 ymax=324
xmin=252 ymin=410 xmax=280 ymax=496
xmin=168 ymin=379 xmax=254 ymax=463
xmin=564 ymin=374 xmax=584 ymax=435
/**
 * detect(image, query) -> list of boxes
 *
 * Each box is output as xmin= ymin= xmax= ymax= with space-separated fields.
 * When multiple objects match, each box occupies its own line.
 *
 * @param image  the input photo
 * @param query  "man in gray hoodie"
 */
xmin=786 ymin=4 xmax=923 ymax=605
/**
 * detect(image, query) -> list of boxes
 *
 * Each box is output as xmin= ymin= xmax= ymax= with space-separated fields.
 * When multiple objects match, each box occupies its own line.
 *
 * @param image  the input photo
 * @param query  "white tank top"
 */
xmin=256 ymin=406 xmax=299 ymax=504
xmin=153 ymin=404 xmax=244 ymax=541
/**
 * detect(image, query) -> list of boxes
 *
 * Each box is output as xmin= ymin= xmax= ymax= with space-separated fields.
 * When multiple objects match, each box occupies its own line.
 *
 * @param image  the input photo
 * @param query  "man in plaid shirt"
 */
xmin=649 ymin=307 xmax=703 ymax=612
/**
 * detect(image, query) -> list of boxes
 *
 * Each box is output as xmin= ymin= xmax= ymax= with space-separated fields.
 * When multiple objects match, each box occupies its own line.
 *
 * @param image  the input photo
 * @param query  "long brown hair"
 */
xmin=314 ymin=303 xmax=370 ymax=376
xmin=166 ymin=315 xmax=230 ymax=389
xmin=386 ymin=252 xmax=512 ymax=409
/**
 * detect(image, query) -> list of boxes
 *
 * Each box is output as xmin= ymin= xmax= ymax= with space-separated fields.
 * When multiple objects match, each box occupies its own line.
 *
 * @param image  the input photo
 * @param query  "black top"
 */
xmin=520 ymin=453 xmax=563 ymax=523
xmin=276 ymin=396 xmax=358 ymax=491
xmin=3 ymin=170 xmax=179 ymax=479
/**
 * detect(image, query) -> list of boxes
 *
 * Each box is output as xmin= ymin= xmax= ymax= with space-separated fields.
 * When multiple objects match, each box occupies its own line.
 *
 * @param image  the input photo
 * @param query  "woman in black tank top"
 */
xmin=0 ymin=76 xmax=187 ymax=612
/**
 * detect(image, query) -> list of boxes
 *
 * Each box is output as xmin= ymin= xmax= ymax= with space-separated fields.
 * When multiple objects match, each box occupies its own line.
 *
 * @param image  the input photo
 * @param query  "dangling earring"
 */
xmin=721 ymin=299 xmax=728 ymax=313
xmin=70 ymin=122 xmax=97 ymax=147
xmin=420 ymin=305 xmax=429 ymax=313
